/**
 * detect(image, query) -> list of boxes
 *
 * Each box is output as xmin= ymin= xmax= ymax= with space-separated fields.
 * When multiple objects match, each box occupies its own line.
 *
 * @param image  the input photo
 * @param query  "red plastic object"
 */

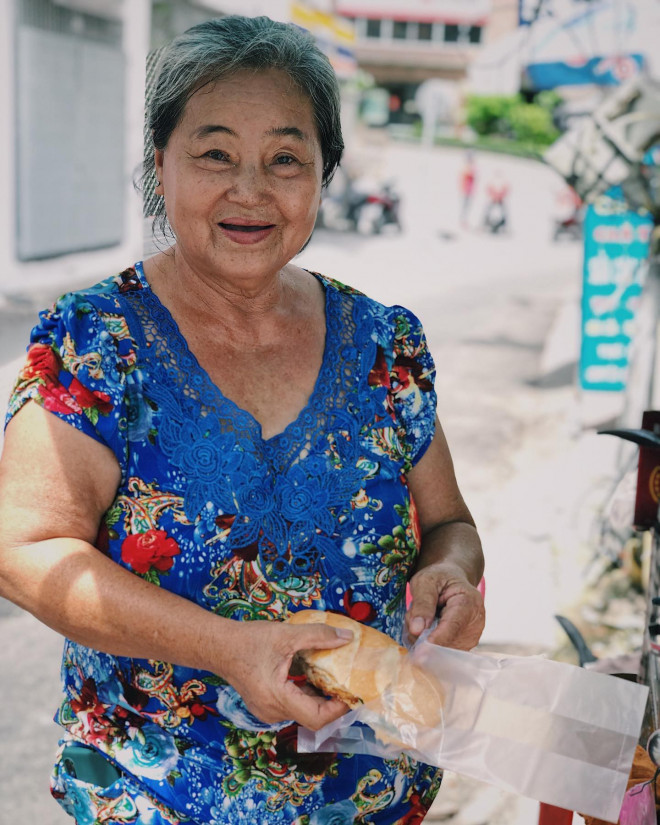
xmin=538 ymin=803 xmax=573 ymax=825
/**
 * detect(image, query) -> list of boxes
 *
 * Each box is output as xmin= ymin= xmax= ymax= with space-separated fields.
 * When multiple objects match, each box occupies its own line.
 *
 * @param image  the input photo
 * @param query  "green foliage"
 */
xmin=535 ymin=89 xmax=563 ymax=113
xmin=508 ymin=102 xmax=559 ymax=145
xmin=465 ymin=95 xmax=520 ymax=137
xmin=465 ymin=93 xmax=561 ymax=148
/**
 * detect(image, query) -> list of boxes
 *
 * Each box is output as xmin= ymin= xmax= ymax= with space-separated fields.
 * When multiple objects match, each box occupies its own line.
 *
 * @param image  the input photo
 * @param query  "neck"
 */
xmin=146 ymin=248 xmax=298 ymax=327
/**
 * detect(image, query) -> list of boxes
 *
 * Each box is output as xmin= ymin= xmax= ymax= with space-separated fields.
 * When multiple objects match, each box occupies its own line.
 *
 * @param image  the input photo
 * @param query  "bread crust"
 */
xmin=288 ymin=610 xmax=406 ymax=707
xmin=288 ymin=610 xmax=445 ymax=740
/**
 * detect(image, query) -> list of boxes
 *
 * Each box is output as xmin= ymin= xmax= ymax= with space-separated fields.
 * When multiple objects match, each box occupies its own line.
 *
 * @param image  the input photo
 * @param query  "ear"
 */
xmin=154 ymin=148 xmax=165 ymax=195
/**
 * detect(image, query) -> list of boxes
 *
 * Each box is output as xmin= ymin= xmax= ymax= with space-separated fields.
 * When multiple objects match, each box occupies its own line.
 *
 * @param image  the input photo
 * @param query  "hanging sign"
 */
xmin=579 ymin=190 xmax=652 ymax=392
xmin=291 ymin=2 xmax=357 ymax=78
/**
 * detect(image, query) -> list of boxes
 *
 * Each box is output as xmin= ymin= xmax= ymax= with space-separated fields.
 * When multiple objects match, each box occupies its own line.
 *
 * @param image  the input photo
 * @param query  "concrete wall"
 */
xmin=0 ymin=0 xmax=150 ymax=299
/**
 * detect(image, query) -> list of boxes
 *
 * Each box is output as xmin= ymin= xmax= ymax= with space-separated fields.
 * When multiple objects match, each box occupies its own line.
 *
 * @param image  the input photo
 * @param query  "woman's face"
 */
xmin=154 ymin=68 xmax=323 ymax=285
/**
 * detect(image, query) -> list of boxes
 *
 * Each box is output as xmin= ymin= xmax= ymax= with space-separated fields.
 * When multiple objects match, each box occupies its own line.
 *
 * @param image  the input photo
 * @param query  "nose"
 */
xmin=225 ymin=163 xmax=270 ymax=206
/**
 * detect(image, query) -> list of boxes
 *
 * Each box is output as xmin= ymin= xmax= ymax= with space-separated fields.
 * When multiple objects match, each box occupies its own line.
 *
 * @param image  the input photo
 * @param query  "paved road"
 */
xmin=0 ymin=140 xmax=589 ymax=824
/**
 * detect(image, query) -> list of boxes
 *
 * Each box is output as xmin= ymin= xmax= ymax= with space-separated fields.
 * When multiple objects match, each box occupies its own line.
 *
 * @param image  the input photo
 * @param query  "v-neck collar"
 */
xmin=133 ymin=261 xmax=335 ymax=447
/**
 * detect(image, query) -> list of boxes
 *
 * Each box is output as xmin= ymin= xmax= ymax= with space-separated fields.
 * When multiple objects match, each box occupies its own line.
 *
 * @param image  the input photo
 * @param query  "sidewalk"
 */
xmin=478 ymin=294 xmax=625 ymax=650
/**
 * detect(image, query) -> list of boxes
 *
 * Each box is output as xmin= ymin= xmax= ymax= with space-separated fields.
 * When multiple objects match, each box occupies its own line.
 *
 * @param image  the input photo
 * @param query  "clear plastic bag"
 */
xmin=298 ymin=637 xmax=649 ymax=822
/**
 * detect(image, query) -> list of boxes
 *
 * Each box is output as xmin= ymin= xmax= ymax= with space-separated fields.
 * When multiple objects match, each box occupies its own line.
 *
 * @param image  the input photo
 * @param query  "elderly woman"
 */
xmin=0 ymin=15 xmax=484 ymax=825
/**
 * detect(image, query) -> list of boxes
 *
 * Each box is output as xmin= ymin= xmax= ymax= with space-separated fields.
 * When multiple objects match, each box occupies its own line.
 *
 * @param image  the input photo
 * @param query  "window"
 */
xmin=366 ymin=18 xmax=381 ymax=38
xmin=469 ymin=25 xmax=482 ymax=44
xmin=418 ymin=22 xmax=433 ymax=41
xmin=444 ymin=23 xmax=459 ymax=42
xmin=392 ymin=20 xmax=408 ymax=39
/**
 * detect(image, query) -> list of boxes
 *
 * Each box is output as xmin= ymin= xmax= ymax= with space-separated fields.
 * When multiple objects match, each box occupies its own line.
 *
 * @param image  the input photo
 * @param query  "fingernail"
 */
xmin=410 ymin=617 xmax=425 ymax=635
xmin=335 ymin=628 xmax=353 ymax=640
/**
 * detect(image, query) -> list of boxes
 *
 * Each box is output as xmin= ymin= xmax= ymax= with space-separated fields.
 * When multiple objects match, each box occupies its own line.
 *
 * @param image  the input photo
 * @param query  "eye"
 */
xmin=273 ymin=154 xmax=298 ymax=166
xmin=203 ymin=149 xmax=230 ymax=162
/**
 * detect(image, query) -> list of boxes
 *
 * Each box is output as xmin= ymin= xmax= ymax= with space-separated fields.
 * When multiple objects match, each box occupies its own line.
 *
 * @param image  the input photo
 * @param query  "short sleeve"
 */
xmin=4 ymin=292 xmax=128 ymax=476
xmin=388 ymin=305 xmax=437 ymax=466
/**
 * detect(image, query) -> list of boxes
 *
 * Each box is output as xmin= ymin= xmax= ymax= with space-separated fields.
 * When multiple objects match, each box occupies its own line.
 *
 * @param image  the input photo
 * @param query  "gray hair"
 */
xmin=142 ymin=15 xmax=344 ymax=236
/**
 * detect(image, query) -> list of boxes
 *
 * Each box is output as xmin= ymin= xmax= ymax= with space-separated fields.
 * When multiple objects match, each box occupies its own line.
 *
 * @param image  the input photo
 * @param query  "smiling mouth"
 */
xmin=219 ymin=222 xmax=275 ymax=232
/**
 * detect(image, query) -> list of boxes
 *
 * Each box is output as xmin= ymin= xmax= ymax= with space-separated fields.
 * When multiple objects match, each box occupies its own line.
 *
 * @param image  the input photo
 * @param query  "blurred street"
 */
xmin=0 ymin=139 xmax=606 ymax=824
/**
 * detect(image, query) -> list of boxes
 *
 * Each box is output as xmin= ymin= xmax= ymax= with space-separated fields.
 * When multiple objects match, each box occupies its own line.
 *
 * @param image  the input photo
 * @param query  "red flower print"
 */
xmin=69 ymin=377 xmax=113 ymax=415
xmin=70 ymin=678 xmax=105 ymax=718
xmin=215 ymin=513 xmax=236 ymax=531
xmin=20 ymin=343 xmax=61 ymax=382
xmin=233 ymin=539 xmax=259 ymax=562
xmin=178 ymin=699 xmax=217 ymax=721
xmin=118 ymin=266 xmax=142 ymax=293
xmin=343 ymin=589 xmax=377 ymax=623
xmin=38 ymin=381 xmax=83 ymax=415
xmin=368 ymin=346 xmax=391 ymax=389
xmin=68 ymin=679 xmax=121 ymax=746
xmin=121 ymin=529 xmax=181 ymax=574
xmin=391 ymin=356 xmax=433 ymax=395
xmin=84 ymin=715 xmax=119 ymax=748
xmin=393 ymin=793 xmax=428 ymax=825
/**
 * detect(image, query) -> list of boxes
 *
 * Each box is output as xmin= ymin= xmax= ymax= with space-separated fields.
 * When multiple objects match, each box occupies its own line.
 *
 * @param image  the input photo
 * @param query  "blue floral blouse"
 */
xmin=6 ymin=263 xmax=442 ymax=824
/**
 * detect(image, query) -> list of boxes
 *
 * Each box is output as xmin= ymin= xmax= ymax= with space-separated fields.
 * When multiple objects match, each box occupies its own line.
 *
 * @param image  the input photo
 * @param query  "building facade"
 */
xmin=335 ymin=0 xmax=491 ymax=125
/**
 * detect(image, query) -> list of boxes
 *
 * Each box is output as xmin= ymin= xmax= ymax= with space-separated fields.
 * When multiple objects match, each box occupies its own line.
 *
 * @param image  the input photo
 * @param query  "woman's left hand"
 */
xmin=405 ymin=561 xmax=485 ymax=650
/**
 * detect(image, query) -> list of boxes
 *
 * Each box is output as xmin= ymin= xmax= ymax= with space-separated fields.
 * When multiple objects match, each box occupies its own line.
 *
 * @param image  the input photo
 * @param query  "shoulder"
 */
xmin=29 ymin=267 xmax=145 ymax=371
xmin=38 ymin=266 xmax=143 ymax=326
xmin=311 ymin=270 xmax=415 ymax=319
xmin=311 ymin=271 xmax=427 ymax=344
xmin=311 ymin=271 xmax=367 ymax=299
xmin=55 ymin=265 xmax=144 ymax=311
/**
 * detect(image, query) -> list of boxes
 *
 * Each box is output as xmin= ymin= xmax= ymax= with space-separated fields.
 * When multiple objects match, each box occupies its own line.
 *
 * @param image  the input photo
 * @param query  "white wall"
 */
xmin=0 ymin=0 xmax=150 ymax=298
xmin=0 ymin=4 xmax=16 ymax=295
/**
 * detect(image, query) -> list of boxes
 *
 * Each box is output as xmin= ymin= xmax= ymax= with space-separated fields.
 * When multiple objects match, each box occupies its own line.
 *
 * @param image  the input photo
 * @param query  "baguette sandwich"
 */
xmin=288 ymin=610 xmax=444 ymax=739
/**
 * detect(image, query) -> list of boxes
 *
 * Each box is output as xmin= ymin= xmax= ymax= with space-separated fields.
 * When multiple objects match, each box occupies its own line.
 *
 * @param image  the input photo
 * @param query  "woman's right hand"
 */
xmin=221 ymin=618 xmax=353 ymax=731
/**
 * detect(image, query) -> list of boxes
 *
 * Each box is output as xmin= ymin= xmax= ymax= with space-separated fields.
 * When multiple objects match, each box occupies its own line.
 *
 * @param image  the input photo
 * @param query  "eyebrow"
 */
xmin=193 ymin=124 xmax=235 ymax=139
xmin=192 ymin=124 xmax=309 ymax=141
xmin=266 ymin=126 xmax=308 ymax=141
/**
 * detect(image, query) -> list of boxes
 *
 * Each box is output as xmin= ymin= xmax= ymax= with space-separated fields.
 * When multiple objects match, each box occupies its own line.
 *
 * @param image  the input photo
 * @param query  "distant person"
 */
xmin=459 ymin=150 xmax=477 ymax=228
xmin=0 ymin=14 xmax=484 ymax=825
xmin=483 ymin=169 xmax=510 ymax=234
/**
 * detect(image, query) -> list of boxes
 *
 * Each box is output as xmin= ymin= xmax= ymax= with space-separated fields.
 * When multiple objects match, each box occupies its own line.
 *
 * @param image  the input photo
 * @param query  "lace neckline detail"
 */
xmin=132 ymin=260 xmax=336 ymax=449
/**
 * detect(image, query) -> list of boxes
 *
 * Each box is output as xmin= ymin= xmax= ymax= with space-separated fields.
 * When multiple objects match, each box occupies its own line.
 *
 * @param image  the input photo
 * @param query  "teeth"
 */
xmin=221 ymin=223 xmax=271 ymax=232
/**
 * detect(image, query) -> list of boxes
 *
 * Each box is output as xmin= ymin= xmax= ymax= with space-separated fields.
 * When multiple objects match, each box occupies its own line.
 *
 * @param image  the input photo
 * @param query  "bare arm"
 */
xmin=404 ymin=420 xmax=486 ymax=649
xmin=0 ymin=402 xmax=350 ymax=729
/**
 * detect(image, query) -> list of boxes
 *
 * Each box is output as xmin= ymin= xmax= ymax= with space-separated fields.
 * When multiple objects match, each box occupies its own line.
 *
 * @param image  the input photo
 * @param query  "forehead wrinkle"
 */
xmin=190 ymin=125 xmax=311 ymax=144
xmin=192 ymin=124 xmax=236 ymax=139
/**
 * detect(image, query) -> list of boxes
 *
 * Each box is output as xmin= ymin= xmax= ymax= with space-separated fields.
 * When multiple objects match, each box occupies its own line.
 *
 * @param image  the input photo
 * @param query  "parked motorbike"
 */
xmin=316 ymin=170 xmax=402 ymax=235
xmin=552 ymin=210 xmax=583 ymax=241
xmin=552 ymin=186 xmax=584 ymax=241
xmin=354 ymin=182 xmax=402 ymax=235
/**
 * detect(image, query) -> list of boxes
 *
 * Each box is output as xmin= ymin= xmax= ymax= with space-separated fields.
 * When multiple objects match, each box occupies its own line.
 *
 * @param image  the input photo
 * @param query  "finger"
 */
xmin=284 ymin=681 xmax=350 ymax=730
xmin=290 ymin=624 xmax=354 ymax=653
xmin=302 ymin=696 xmax=350 ymax=731
xmin=426 ymin=596 xmax=485 ymax=649
xmin=426 ymin=611 xmax=465 ymax=648
xmin=406 ymin=578 xmax=440 ymax=637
